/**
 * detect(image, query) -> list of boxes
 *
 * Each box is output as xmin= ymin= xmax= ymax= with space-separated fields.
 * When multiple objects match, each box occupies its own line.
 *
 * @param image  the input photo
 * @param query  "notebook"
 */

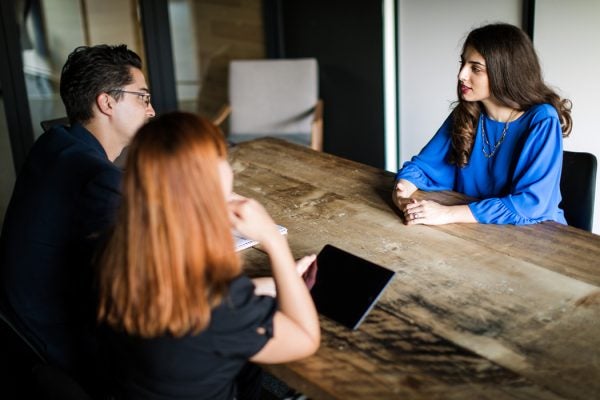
xmin=309 ymin=244 xmax=396 ymax=330
xmin=234 ymin=225 xmax=288 ymax=251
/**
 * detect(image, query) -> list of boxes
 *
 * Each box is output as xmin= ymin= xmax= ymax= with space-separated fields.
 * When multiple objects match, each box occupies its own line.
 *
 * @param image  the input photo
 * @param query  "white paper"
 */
xmin=234 ymin=225 xmax=287 ymax=251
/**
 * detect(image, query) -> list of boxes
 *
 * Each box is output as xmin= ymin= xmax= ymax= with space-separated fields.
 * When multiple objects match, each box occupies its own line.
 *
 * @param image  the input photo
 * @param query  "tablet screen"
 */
xmin=310 ymin=244 xmax=395 ymax=330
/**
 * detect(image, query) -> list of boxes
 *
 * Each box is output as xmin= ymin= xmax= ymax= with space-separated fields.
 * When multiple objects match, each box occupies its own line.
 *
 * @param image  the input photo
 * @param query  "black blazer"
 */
xmin=0 ymin=123 xmax=122 ymax=375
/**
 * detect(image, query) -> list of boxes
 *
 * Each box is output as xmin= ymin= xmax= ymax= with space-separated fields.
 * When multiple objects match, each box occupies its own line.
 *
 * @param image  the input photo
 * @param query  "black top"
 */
xmin=102 ymin=275 xmax=277 ymax=400
xmin=0 ymin=123 xmax=122 ymax=375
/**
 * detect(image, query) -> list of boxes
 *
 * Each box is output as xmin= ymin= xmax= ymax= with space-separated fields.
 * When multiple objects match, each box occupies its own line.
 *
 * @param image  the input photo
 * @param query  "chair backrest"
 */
xmin=228 ymin=58 xmax=318 ymax=136
xmin=1 ymin=310 xmax=45 ymax=397
xmin=560 ymin=151 xmax=597 ymax=231
xmin=40 ymin=117 xmax=69 ymax=131
xmin=0 ymin=310 xmax=46 ymax=363
xmin=0 ymin=311 xmax=93 ymax=399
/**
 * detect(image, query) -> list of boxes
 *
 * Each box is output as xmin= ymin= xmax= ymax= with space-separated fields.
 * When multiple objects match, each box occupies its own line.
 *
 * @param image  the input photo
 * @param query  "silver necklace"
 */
xmin=481 ymin=109 xmax=517 ymax=158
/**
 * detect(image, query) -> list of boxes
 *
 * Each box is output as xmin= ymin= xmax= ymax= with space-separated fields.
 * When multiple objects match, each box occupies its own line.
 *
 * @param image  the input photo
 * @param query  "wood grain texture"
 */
xmin=230 ymin=138 xmax=600 ymax=400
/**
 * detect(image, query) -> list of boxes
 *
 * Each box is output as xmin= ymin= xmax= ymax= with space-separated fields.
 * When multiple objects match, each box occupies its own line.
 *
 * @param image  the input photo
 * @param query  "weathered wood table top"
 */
xmin=229 ymin=138 xmax=600 ymax=400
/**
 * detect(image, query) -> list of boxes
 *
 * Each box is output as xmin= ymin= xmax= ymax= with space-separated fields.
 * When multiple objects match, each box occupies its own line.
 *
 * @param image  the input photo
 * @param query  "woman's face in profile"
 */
xmin=458 ymin=46 xmax=491 ymax=103
xmin=218 ymin=159 xmax=234 ymax=200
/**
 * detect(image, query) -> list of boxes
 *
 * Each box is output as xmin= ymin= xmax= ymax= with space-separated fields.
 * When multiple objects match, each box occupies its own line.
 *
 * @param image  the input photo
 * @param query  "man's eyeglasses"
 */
xmin=108 ymin=89 xmax=152 ymax=107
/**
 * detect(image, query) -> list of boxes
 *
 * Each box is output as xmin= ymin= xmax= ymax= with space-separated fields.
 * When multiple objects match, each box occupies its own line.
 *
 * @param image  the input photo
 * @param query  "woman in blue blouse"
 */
xmin=393 ymin=23 xmax=572 ymax=226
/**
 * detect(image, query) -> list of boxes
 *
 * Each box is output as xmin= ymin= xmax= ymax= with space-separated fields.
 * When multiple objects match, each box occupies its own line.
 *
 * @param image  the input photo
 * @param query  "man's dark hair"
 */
xmin=60 ymin=44 xmax=143 ymax=125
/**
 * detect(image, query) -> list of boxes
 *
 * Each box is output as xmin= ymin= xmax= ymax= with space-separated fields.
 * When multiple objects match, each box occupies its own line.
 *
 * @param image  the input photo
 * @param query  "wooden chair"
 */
xmin=213 ymin=58 xmax=323 ymax=151
xmin=560 ymin=151 xmax=597 ymax=231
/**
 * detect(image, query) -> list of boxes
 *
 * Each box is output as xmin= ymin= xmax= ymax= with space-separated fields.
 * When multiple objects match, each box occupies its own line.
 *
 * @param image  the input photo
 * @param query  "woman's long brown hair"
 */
xmin=97 ymin=112 xmax=241 ymax=338
xmin=449 ymin=23 xmax=572 ymax=167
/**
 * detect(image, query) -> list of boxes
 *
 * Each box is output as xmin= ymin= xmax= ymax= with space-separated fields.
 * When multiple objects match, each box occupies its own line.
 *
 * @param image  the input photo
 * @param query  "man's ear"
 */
xmin=96 ymin=92 xmax=114 ymax=116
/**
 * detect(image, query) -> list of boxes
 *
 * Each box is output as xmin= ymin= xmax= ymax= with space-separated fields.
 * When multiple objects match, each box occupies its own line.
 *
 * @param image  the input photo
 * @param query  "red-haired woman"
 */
xmin=97 ymin=112 xmax=320 ymax=399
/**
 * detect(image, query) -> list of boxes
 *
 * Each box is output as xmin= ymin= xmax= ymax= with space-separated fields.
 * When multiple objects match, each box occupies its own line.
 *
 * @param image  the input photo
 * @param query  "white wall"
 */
xmin=397 ymin=0 xmax=600 ymax=233
xmin=534 ymin=0 xmax=600 ymax=233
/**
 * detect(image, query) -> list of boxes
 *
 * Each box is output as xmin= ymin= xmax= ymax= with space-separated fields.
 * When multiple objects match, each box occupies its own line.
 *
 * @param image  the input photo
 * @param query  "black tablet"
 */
xmin=309 ymin=244 xmax=396 ymax=330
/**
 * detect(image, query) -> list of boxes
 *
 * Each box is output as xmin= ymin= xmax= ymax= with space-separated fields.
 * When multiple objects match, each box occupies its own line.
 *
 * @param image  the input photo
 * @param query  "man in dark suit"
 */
xmin=0 ymin=45 xmax=155 ymax=386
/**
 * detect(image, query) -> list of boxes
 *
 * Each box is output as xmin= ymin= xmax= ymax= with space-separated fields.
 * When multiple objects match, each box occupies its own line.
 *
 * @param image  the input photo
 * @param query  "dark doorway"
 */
xmin=266 ymin=0 xmax=385 ymax=168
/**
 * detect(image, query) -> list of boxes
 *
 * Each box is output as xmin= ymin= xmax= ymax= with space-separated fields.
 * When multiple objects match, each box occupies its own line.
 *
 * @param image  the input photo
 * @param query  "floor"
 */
xmin=262 ymin=372 xmax=308 ymax=400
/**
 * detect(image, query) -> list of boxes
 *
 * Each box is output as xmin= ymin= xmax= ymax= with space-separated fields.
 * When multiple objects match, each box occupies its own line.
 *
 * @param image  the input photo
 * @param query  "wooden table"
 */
xmin=229 ymin=138 xmax=600 ymax=400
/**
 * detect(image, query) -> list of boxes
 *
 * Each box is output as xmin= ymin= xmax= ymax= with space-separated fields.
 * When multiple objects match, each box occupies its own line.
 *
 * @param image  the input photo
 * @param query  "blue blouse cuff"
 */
xmin=469 ymin=198 xmax=539 ymax=225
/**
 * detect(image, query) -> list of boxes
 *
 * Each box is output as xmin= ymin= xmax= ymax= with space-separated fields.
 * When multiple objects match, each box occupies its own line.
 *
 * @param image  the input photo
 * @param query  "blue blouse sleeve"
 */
xmin=396 ymin=116 xmax=456 ymax=191
xmin=469 ymin=113 xmax=564 ymax=224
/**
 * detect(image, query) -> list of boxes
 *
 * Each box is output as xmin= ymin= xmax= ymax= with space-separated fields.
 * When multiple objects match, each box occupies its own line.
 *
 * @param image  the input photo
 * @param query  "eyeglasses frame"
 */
xmin=107 ymin=89 xmax=152 ymax=107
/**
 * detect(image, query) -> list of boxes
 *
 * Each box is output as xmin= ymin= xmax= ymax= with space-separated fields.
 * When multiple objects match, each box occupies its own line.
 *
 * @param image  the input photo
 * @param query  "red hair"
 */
xmin=97 ymin=112 xmax=240 ymax=337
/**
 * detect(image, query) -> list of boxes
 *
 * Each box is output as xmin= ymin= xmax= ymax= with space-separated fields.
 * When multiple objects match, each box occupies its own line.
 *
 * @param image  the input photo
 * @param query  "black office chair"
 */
xmin=40 ymin=117 xmax=69 ymax=131
xmin=0 ymin=311 xmax=93 ymax=400
xmin=559 ymin=151 xmax=597 ymax=231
